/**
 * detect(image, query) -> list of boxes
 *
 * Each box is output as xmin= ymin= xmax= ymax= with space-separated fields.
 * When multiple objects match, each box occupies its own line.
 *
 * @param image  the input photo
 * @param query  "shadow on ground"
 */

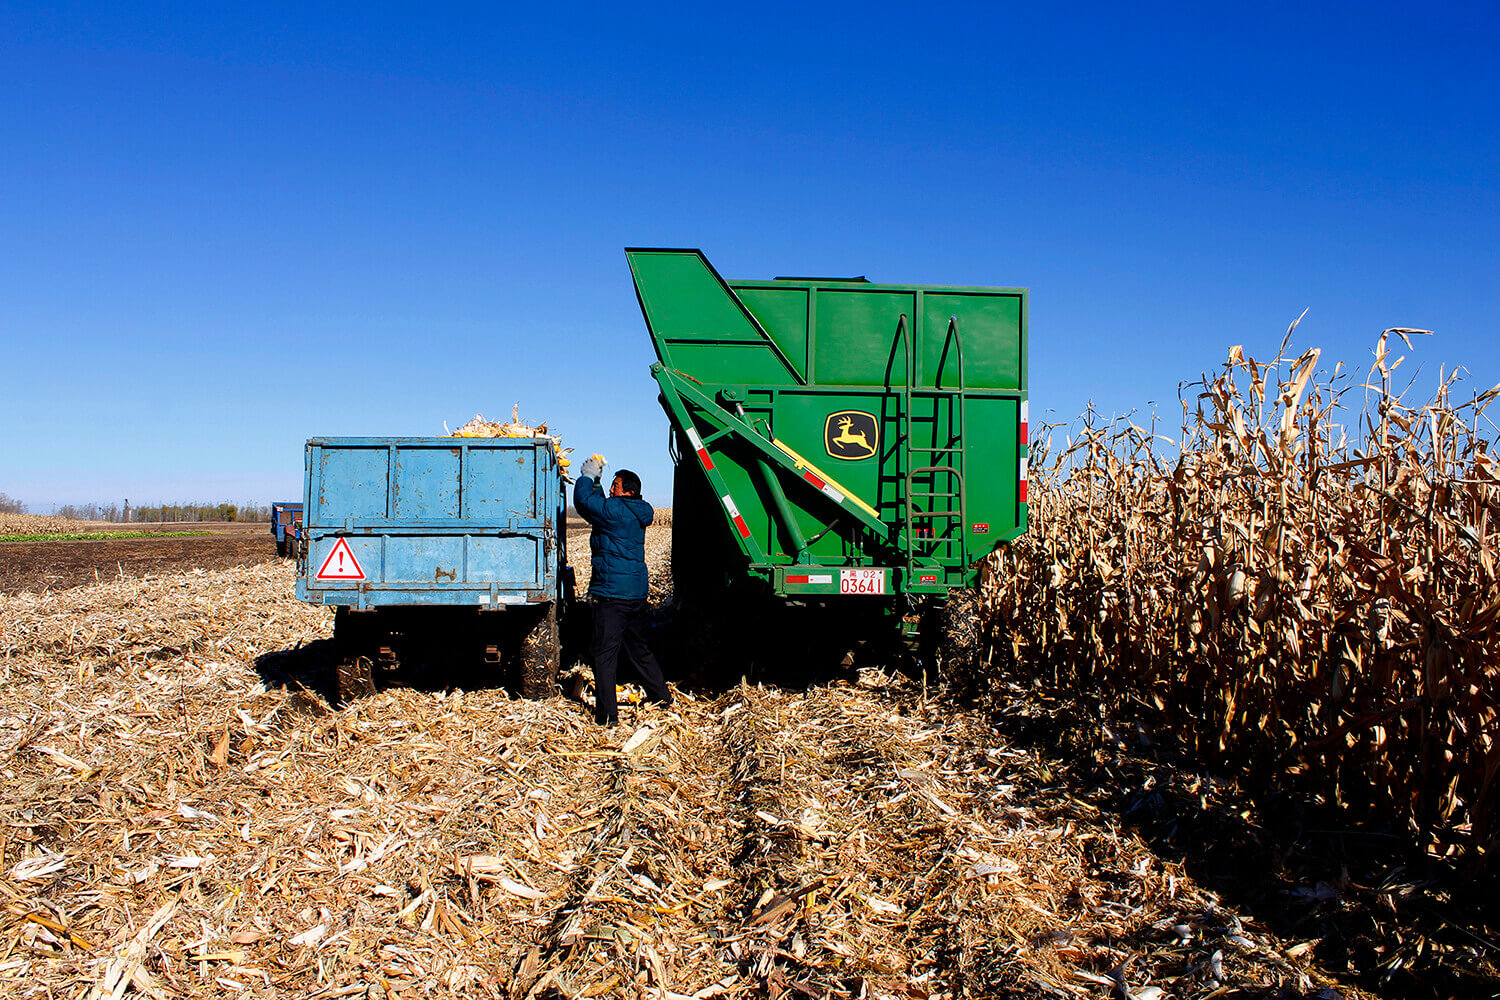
xmin=964 ymin=685 xmax=1500 ymax=1000
xmin=253 ymin=636 xmax=529 ymax=707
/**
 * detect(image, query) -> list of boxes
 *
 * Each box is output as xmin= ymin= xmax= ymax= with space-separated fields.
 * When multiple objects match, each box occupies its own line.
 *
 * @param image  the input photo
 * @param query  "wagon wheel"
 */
xmin=276 ymin=539 xmax=287 ymax=558
xmin=334 ymin=607 xmax=379 ymax=704
xmin=934 ymin=588 xmax=982 ymax=697
xmin=336 ymin=656 xmax=376 ymax=704
xmin=520 ymin=602 xmax=560 ymax=699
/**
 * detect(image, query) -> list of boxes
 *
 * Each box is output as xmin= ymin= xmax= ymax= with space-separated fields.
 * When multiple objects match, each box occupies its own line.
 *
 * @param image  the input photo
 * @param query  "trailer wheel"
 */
xmin=336 ymin=655 xmax=376 ymax=704
xmin=276 ymin=539 xmax=287 ymax=558
xmin=935 ymin=588 xmax=982 ymax=697
xmin=334 ymin=607 xmax=379 ymax=703
xmin=520 ymin=602 xmax=559 ymax=699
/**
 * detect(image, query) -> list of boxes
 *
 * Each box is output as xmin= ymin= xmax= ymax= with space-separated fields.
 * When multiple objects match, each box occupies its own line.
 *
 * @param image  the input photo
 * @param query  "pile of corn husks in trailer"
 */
xmin=446 ymin=406 xmax=573 ymax=474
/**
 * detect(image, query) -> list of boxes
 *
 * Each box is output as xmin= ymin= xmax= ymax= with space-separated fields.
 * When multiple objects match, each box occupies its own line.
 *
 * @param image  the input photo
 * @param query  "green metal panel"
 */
xmin=811 ymin=289 xmax=916 ymax=387
xmin=962 ymin=396 xmax=1025 ymax=548
xmin=920 ymin=293 xmax=1023 ymax=389
xmin=628 ymin=249 xmax=1028 ymax=596
xmin=735 ymin=286 xmax=809 ymax=383
xmin=627 ymin=249 xmax=801 ymax=384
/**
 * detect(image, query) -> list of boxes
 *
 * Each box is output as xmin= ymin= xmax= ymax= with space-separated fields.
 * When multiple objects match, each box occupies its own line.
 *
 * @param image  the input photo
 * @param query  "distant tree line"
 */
xmin=122 ymin=502 xmax=273 ymax=523
xmin=0 ymin=492 xmax=23 ymax=515
xmin=32 ymin=500 xmax=272 ymax=523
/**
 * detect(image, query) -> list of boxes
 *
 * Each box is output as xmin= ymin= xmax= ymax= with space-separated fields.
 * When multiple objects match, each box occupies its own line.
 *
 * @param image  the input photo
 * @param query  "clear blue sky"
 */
xmin=3 ymin=1 xmax=1496 ymax=509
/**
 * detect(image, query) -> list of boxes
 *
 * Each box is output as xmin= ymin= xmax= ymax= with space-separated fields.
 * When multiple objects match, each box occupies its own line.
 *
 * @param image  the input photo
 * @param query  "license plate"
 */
xmin=840 ymin=568 xmax=886 ymax=595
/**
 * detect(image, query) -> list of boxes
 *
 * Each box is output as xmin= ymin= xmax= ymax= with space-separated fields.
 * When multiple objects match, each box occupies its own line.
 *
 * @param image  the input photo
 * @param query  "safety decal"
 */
xmin=824 ymin=410 xmax=878 ymax=461
xmin=722 ymin=493 xmax=751 ymax=539
xmin=801 ymin=469 xmax=845 ymax=504
xmin=785 ymin=573 xmax=834 ymax=585
xmin=316 ymin=537 xmax=366 ymax=580
xmin=685 ymin=426 xmax=714 ymax=471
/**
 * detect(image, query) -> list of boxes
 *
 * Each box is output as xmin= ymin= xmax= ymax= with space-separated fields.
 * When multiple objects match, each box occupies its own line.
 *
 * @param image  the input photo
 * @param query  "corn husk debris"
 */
xmin=446 ymin=404 xmax=573 ymax=471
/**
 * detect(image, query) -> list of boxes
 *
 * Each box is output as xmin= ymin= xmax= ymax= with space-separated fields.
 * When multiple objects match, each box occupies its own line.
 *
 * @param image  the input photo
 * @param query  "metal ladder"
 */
xmin=897 ymin=315 xmax=968 ymax=583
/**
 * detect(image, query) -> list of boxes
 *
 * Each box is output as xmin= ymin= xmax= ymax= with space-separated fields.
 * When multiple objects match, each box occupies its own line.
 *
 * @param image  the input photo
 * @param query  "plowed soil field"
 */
xmin=0 ymin=523 xmax=279 ymax=595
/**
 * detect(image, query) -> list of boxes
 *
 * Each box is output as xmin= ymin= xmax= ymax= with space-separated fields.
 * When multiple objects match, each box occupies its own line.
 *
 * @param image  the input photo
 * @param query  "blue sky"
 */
xmin=2 ymin=1 xmax=1496 ymax=509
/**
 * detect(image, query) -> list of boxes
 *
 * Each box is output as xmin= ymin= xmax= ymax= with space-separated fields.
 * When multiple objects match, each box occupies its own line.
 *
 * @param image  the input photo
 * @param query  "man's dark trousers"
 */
xmin=591 ymin=597 xmax=671 ymax=725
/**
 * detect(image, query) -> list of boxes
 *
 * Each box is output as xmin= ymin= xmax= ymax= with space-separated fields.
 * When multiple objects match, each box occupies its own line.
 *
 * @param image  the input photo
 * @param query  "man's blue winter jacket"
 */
xmin=573 ymin=476 xmax=655 ymax=600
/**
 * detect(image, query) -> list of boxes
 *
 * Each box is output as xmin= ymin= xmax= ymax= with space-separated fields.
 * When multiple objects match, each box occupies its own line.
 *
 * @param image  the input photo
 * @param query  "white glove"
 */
xmin=579 ymin=454 xmax=605 ymax=481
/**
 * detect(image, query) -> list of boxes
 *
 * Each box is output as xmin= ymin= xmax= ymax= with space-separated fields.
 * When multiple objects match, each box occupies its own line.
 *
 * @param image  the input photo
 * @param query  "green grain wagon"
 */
xmin=627 ymin=248 xmax=1028 ymax=662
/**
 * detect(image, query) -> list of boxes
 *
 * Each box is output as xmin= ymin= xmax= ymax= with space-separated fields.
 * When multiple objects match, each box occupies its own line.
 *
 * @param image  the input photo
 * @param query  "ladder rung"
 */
xmin=908 ymin=446 xmax=962 ymax=453
xmin=910 ymin=511 xmax=961 ymax=519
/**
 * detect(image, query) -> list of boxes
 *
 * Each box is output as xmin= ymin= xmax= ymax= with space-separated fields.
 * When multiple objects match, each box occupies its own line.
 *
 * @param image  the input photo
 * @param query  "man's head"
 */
xmin=610 ymin=469 xmax=642 ymax=497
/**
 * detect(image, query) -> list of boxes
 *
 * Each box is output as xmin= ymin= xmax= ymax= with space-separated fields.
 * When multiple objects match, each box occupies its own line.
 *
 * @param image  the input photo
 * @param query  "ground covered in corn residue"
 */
xmin=0 ymin=544 xmax=1393 ymax=999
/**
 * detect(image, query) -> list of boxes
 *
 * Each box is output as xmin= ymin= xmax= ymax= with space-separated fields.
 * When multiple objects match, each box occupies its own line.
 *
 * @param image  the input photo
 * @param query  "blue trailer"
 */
xmin=270 ymin=501 xmax=303 ymax=558
xmin=295 ymin=436 xmax=569 ymax=701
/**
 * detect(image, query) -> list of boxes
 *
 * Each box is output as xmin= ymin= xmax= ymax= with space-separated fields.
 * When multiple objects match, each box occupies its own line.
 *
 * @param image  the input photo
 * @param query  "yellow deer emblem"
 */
xmin=824 ymin=410 xmax=878 ymax=460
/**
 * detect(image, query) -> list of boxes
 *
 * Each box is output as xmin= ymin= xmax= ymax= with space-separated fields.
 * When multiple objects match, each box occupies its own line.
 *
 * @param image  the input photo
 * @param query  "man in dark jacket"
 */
xmin=574 ymin=457 xmax=671 ymax=725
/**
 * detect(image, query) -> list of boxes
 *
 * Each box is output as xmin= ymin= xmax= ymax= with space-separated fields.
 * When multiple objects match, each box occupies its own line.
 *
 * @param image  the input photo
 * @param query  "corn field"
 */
xmin=979 ymin=326 xmax=1500 ymax=870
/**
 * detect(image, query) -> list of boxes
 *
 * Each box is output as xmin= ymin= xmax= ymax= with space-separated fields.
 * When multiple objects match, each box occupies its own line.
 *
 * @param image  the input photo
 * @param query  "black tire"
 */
xmin=336 ymin=655 xmax=375 ymax=704
xmin=334 ymin=607 xmax=378 ymax=703
xmin=520 ymin=602 xmax=559 ymax=699
xmin=276 ymin=539 xmax=287 ymax=558
xmin=935 ymin=588 xmax=982 ymax=696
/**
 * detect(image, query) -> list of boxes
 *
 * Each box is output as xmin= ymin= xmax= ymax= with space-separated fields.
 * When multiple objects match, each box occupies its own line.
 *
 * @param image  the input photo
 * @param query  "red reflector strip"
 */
xmin=1020 ymin=400 xmax=1030 ymax=451
xmin=686 ymin=427 xmax=714 ymax=471
xmin=802 ymin=470 xmax=846 ymax=504
xmin=1019 ymin=480 xmax=1029 ymax=503
xmin=786 ymin=575 xmax=810 ymax=584
xmin=722 ymin=493 xmax=751 ymax=539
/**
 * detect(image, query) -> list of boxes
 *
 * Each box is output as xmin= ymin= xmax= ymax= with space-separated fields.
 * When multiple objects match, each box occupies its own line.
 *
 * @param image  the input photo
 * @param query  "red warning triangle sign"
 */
xmin=316 ymin=537 xmax=366 ymax=580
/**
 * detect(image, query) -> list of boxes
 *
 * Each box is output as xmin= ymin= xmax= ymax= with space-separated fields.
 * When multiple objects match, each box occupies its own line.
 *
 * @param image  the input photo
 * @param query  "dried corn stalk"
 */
xmin=979 ymin=328 xmax=1500 ymax=870
xmin=0 ymin=514 xmax=92 ymax=536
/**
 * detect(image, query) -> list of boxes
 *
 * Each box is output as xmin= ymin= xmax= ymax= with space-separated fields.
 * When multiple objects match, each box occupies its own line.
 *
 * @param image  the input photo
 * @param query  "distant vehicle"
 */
xmin=294 ymin=437 xmax=569 ymax=702
xmin=269 ymin=502 xmax=303 ymax=558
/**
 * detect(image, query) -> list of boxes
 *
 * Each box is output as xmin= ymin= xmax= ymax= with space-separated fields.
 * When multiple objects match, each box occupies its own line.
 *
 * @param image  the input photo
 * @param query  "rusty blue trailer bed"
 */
xmin=294 ymin=436 xmax=568 ymax=701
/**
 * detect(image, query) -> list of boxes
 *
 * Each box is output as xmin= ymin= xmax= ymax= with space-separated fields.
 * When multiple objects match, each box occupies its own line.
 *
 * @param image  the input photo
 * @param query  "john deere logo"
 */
xmin=824 ymin=410 xmax=878 ymax=460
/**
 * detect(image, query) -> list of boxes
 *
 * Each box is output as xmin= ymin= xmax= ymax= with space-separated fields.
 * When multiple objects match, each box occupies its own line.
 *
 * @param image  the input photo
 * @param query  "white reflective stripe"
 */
xmin=722 ymin=494 xmax=740 ymax=518
xmin=808 ymin=574 xmax=832 ymax=583
xmin=686 ymin=427 xmax=704 ymax=450
xmin=821 ymin=484 xmax=845 ymax=503
xmin=1019 ymin=457 xmax=1029 ymax=480
xmin=1021 ymin=400 xmax=1029 ymax=422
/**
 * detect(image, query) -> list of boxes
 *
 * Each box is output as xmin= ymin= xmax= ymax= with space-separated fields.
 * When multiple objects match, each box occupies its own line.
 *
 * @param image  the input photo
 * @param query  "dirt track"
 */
xmin=0 ymin=526 xmax=280 ymax=594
